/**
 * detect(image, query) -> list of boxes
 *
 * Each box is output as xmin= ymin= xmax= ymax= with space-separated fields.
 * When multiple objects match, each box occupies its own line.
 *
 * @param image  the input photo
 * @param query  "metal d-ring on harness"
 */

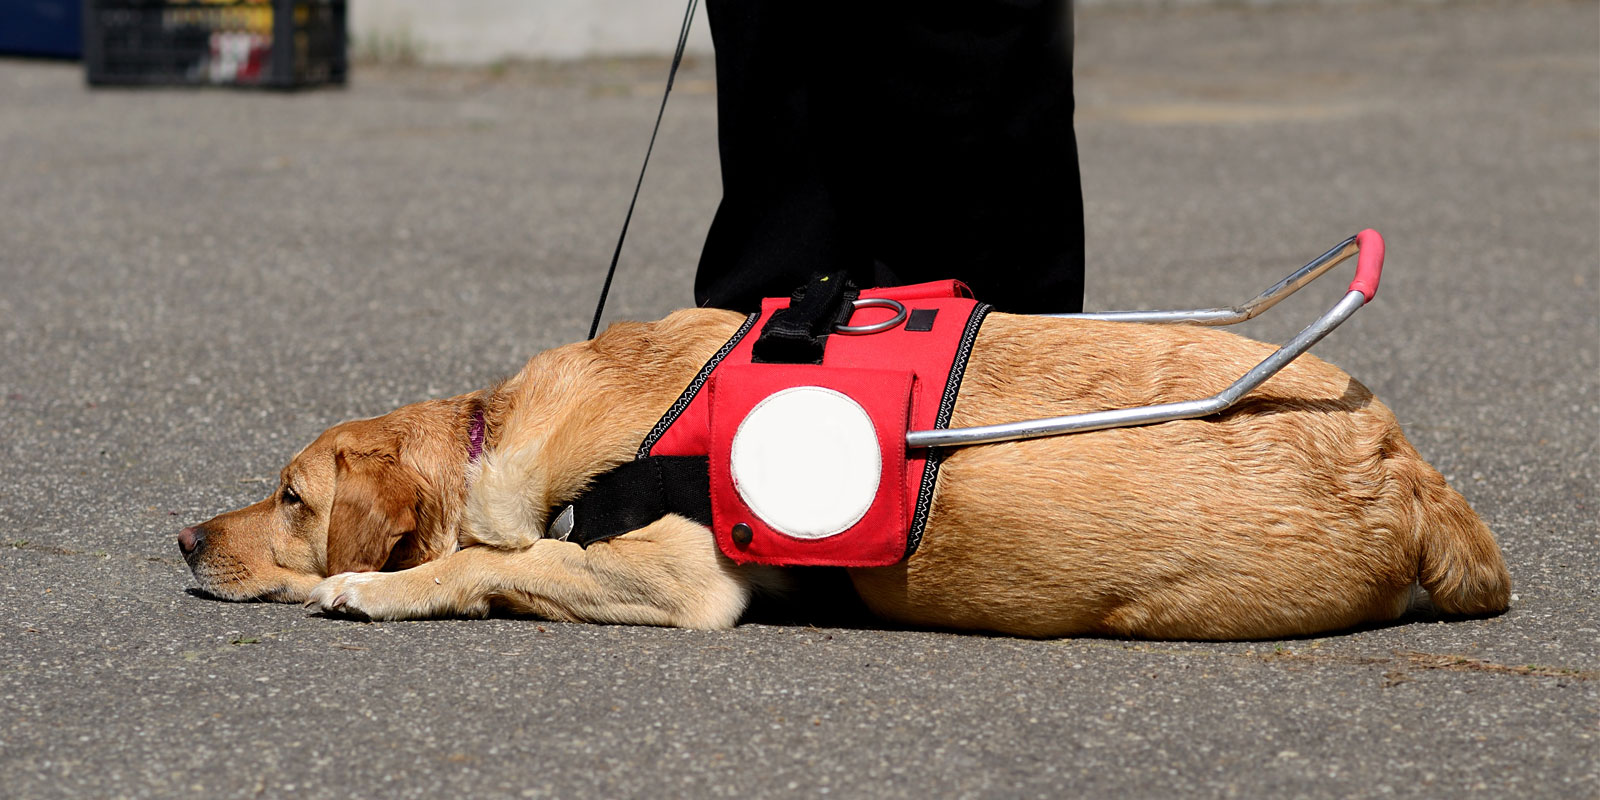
xmin=835 ymin=298 xmax=909 ymax=335
xmin=823 ymin=230 xmax=1388 ymax=450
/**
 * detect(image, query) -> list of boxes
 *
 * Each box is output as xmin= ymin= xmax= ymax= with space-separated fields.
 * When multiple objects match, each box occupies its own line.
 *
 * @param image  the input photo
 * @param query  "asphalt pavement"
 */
xmin=1 ymin=1 xmax=1596 ymax=797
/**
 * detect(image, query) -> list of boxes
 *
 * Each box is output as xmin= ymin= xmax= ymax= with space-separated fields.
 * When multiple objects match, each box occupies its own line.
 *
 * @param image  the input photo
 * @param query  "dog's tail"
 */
xmin=1402 ymin=455 xmax=1511 ymax=616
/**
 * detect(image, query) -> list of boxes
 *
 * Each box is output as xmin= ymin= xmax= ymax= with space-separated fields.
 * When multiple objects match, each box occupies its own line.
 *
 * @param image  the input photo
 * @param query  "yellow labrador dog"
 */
xmin=178 ymin=309 xmax=1510 ymax=639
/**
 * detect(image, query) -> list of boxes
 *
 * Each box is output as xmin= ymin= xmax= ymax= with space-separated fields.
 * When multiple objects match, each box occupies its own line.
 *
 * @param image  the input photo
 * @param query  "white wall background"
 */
xmin=348 ymin=0 xmax=1361 ymax=64
xmin=349 ymin=0 xmax=715 ymax=64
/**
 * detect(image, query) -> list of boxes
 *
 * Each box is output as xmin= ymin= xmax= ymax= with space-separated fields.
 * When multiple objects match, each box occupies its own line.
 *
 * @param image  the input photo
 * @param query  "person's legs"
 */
xmin=693 ymin=2 xmax=852 ymax=312
xmin=696 ymin=0 xmax=1084 ymax=314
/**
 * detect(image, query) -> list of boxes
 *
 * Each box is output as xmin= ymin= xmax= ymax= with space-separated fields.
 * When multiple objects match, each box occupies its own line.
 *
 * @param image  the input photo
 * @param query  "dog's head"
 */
xmin=178 ymin=396 xmax=478 ymax=602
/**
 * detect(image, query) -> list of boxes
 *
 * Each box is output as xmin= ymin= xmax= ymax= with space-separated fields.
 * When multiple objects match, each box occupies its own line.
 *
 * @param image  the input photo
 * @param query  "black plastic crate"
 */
xmin=84 ymin=0 xmax=346 ymax=88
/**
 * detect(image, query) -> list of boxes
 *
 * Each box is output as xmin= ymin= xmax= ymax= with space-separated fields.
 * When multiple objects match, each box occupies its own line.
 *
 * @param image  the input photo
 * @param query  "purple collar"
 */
xmin=467 ymin=409 xmax=486 ymax=463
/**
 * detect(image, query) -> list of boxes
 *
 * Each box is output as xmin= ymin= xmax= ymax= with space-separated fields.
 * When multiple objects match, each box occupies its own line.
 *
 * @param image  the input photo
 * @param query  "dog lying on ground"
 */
xmin=178 ymin=308 xmax=1511 ymax=638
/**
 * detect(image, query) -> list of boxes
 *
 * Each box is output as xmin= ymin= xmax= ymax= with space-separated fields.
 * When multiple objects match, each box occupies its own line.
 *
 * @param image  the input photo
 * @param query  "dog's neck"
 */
xmin=467 ymin=407 xmax=486 ymax=464
xmin=434 ymin=395 xmax=490 ymax=560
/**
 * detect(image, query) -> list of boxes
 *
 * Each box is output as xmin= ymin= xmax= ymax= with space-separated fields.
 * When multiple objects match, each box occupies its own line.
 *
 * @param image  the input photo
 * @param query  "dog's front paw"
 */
xmin=305 ymin=572 xmax=389 ymax=620
xmin=304 ymin=568 xmax=481 ymax=620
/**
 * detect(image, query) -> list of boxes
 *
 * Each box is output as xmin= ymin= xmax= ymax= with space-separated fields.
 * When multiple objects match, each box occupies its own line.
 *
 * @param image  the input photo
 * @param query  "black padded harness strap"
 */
xmin=750 ymin=272 xmax=858 ymax=364
xmin=556 ymin=456 xmax=712 ymax=548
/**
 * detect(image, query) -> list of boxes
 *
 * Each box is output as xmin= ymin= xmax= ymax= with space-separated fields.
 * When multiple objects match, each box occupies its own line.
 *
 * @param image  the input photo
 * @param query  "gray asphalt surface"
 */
xmin=2 ymin=2 xmax=1596 ymax=797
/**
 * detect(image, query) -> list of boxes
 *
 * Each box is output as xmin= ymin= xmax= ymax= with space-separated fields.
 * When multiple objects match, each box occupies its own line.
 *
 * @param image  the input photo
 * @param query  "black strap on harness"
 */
xmin=750 ymin=272 xmax=859 ymax=364
xmin=555 ymin=456 xmax=712 ymax=548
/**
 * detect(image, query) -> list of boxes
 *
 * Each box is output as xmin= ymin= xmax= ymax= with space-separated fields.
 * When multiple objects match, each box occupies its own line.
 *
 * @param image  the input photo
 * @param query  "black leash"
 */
xmin=587 ymin=0 xmax=701 ymax=341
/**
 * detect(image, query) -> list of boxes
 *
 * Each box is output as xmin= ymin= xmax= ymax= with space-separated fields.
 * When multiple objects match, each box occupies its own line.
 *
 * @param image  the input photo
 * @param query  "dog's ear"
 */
xmin=326 ymin=446 xmax=418 ymax=575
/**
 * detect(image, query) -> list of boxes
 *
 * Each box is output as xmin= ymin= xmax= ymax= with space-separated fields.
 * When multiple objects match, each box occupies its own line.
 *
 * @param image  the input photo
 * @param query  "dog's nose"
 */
xmin=177 ymin=525 xmax=205 ymax=557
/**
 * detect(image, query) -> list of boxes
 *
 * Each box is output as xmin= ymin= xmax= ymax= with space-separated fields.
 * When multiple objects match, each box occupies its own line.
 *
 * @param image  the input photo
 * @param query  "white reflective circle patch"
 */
xmin=730 ymin=386 xmax=882 ymax=540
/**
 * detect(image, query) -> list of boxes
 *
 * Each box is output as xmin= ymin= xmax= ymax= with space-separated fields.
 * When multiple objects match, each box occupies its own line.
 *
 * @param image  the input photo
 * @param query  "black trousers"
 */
xmin=695 ymin=0 xmax=1084 ymax=314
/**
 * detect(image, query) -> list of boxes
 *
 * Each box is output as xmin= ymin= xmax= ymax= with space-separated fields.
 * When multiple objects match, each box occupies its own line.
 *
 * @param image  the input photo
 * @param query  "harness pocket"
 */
xmin=708 ymin=364 xmax=914 ymax=567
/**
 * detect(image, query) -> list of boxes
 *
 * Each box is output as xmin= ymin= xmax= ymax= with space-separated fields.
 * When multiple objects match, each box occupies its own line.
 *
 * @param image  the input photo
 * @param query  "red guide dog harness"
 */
xmin=555 ymin=277 xmax=991 ymax=567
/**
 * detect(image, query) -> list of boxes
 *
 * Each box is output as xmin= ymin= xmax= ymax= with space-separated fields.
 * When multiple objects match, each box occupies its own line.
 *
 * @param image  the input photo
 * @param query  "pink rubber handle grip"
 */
xmin=1349 ymin=228 xmax=1385 ymax=302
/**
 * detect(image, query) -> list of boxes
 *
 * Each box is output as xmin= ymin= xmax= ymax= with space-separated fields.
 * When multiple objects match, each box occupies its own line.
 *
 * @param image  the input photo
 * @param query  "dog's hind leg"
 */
xmin=305 ymin=515 xmax=776 ymax=628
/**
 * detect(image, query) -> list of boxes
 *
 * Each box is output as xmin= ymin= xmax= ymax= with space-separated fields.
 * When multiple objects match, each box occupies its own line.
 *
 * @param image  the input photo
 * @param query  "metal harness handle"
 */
xmin=905 ymin=230 xmax=1387 ymax=449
